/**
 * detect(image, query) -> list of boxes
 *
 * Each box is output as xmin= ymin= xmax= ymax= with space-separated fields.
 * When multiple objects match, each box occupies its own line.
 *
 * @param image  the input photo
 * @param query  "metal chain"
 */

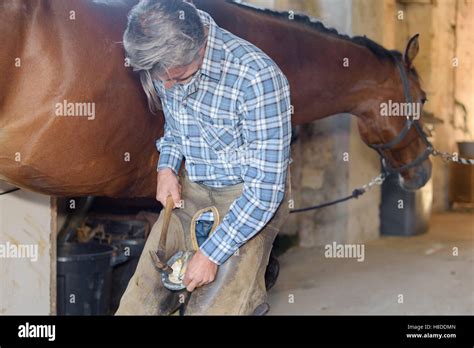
xmin=360 ymin=173 xmax=386 ymax=193
xmin=432 ymin=149 xmax=457 ymax=162
xmin=431 ymin=149 xmax=474 ymax=165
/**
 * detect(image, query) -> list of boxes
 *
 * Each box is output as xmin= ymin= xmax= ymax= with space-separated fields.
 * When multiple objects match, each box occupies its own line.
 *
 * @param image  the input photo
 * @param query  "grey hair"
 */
xmin=123 ymin=0 xmax=206 ymax=113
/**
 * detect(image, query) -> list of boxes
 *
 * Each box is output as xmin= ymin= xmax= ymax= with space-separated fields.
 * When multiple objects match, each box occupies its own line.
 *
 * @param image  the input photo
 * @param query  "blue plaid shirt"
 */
xmin=154 ymin=9 xmax=292 ymax=265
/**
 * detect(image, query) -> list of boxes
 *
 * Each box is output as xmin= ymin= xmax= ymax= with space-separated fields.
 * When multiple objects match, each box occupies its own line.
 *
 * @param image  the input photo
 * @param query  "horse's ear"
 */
xmin=403 ymin=34 xmax=420 ymax=68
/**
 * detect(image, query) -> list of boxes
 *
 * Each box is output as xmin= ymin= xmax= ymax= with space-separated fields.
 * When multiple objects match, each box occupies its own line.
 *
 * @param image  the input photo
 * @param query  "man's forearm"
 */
xmin=156 ymin=129 xmax=184 ymax=175
xmin=156 ymin=145 xmax=183 ymax=175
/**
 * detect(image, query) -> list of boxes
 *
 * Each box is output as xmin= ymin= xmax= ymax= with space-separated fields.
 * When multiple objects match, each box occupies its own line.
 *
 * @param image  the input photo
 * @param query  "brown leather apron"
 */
xmin=116 ymin=166 xmax=291 ymax=315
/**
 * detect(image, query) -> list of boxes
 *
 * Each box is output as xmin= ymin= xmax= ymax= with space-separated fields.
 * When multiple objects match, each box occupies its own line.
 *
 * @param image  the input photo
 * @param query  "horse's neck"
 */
xmin=197 ymin=0 xmax=396 ymax=125
xmin=288 ymin=32 xmax=395 ymax=124
xmin=258 ymin=21 xmax=397 ymax=125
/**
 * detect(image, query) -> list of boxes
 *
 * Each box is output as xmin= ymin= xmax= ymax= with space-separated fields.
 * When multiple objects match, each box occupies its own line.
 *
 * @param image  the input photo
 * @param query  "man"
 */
xmin=117 ymin=0 xmax=292 ymax=315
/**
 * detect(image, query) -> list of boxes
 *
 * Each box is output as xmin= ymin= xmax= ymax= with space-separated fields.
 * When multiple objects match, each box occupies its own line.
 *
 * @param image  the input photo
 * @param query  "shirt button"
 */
xmin=185 ymin=135 xmax=190 ymax=140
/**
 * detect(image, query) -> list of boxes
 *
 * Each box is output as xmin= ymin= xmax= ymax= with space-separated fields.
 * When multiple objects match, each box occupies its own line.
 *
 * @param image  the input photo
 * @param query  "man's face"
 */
xmin=153 ymin=41 xmax=207 ymax=89
xmin=154 ymin=61 xmax=200 ymax=89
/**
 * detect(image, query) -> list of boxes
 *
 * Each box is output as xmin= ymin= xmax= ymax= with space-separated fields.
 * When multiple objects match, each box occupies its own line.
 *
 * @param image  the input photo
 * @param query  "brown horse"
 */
xmin=196 ymin=0 xmax=431 ymax=190
xmin=0 ymin=0 xmax=430 ymax=198
xmin=0 ymin=0 xmax=161 ymax=197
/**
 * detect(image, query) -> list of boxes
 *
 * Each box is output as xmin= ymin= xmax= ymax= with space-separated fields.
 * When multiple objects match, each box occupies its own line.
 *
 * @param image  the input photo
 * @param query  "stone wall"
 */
xmin=455 ymin=0 xmax=474 ymax=137
xmin=395 ymin=0 xmax=474 ymax=211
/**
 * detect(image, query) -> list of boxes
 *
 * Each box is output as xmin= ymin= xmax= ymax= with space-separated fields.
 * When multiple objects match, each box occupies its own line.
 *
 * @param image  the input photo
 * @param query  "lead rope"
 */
xmin=287 ymin=158 xmax=293 ymax=204
xmin=289 ymin=172 xmax=386 ymax=214
xmin=288 ymin=146 xmax=474 ymax=214
xmin=0 ymin=188 xmax=20 ymax=195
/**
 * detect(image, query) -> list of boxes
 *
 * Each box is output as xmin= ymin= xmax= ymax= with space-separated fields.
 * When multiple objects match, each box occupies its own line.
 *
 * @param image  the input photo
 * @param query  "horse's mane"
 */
xmin=226 ymin=1 xmax=406 ymax=65
xmin=92 ymin=0 xmax=137 ymax=7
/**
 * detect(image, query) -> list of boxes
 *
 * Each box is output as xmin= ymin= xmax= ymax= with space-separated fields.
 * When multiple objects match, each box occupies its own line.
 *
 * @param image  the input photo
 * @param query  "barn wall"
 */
xmin=455 ymin=0 xmax=474 ymax=138
xmin=0 ymin=188 xmax=54 ymax=314
xmin=396 ymin=0 xmax=474 ymax=211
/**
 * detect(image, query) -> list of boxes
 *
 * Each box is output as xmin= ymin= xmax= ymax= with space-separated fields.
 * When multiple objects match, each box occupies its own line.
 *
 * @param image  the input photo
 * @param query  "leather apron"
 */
xmin=116 ymin=166 xmax=291 ymax=315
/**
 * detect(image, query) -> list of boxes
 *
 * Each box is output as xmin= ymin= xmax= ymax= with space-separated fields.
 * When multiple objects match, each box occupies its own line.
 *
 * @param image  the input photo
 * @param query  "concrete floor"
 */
xmin=268 ymin=212 xmax=474 ymax=315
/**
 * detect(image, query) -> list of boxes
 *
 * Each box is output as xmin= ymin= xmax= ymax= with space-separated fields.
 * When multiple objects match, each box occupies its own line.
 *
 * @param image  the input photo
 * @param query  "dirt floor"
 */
xmin=267 ymin=211 xmax=474 ymax=315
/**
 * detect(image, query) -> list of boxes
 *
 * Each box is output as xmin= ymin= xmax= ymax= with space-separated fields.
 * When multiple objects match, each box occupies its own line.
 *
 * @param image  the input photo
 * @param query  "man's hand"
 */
xmin=183 ymin=250 xmax=218 ymax=292
xmin=156 ymin=168 xmax=182 ymax=208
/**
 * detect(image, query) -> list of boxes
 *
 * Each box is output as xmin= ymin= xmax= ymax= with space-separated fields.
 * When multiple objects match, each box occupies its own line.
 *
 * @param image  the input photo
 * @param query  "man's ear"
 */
xmin=403 ymin=34 xmax=420 ymax=69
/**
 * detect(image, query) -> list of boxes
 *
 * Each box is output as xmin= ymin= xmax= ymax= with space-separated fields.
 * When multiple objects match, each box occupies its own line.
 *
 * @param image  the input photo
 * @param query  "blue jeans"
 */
xmin=195 ymin=220 xmax=214 ymax=247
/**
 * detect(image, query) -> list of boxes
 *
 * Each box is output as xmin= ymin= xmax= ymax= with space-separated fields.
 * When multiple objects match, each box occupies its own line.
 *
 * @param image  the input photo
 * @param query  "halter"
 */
xmin=368 ymin=59 xmax=433 ymax=174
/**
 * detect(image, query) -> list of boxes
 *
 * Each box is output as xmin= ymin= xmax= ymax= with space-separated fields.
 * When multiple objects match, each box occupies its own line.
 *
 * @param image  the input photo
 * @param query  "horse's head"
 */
xmin=357 ymin=34 xmax=432 ymax=191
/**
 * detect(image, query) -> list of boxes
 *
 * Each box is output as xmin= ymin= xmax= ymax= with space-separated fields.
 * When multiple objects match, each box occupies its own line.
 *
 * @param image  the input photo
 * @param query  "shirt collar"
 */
xmin=196 ymin=9 xmax=223 ymax=82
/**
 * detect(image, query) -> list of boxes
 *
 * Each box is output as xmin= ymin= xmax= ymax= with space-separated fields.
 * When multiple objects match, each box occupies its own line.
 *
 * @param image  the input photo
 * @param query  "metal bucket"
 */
xmin=457 ymin=141 xmax=474 ymax=157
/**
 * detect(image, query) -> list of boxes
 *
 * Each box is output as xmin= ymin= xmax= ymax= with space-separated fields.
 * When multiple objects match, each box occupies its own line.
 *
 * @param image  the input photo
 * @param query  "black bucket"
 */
xmin=380 ymin=173 xmax=431 ymax=236
xmin=88 ymin=220 xmax=147 ymax=314
xmin=57 ymin=243 xmax=124 ymax=315
xmin=110 ymin=238 xmax=145 ymax=314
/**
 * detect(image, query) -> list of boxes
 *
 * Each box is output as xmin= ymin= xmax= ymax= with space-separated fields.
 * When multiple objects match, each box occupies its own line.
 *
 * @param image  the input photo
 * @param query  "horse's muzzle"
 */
xmin=399 ymin=159 xmax=432 ymax=191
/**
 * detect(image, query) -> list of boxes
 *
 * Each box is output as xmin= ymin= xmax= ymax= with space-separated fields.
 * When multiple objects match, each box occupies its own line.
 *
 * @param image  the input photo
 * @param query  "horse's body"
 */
xmin=0 ymin=0 xmax=431 ymax=198
xmin=0 ymin=0 xmax=161 ymax=197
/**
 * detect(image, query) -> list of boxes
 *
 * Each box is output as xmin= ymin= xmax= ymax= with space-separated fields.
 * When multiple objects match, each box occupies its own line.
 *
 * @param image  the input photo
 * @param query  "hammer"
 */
xmin=150 ymin=194 xmax=175 ymax=274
